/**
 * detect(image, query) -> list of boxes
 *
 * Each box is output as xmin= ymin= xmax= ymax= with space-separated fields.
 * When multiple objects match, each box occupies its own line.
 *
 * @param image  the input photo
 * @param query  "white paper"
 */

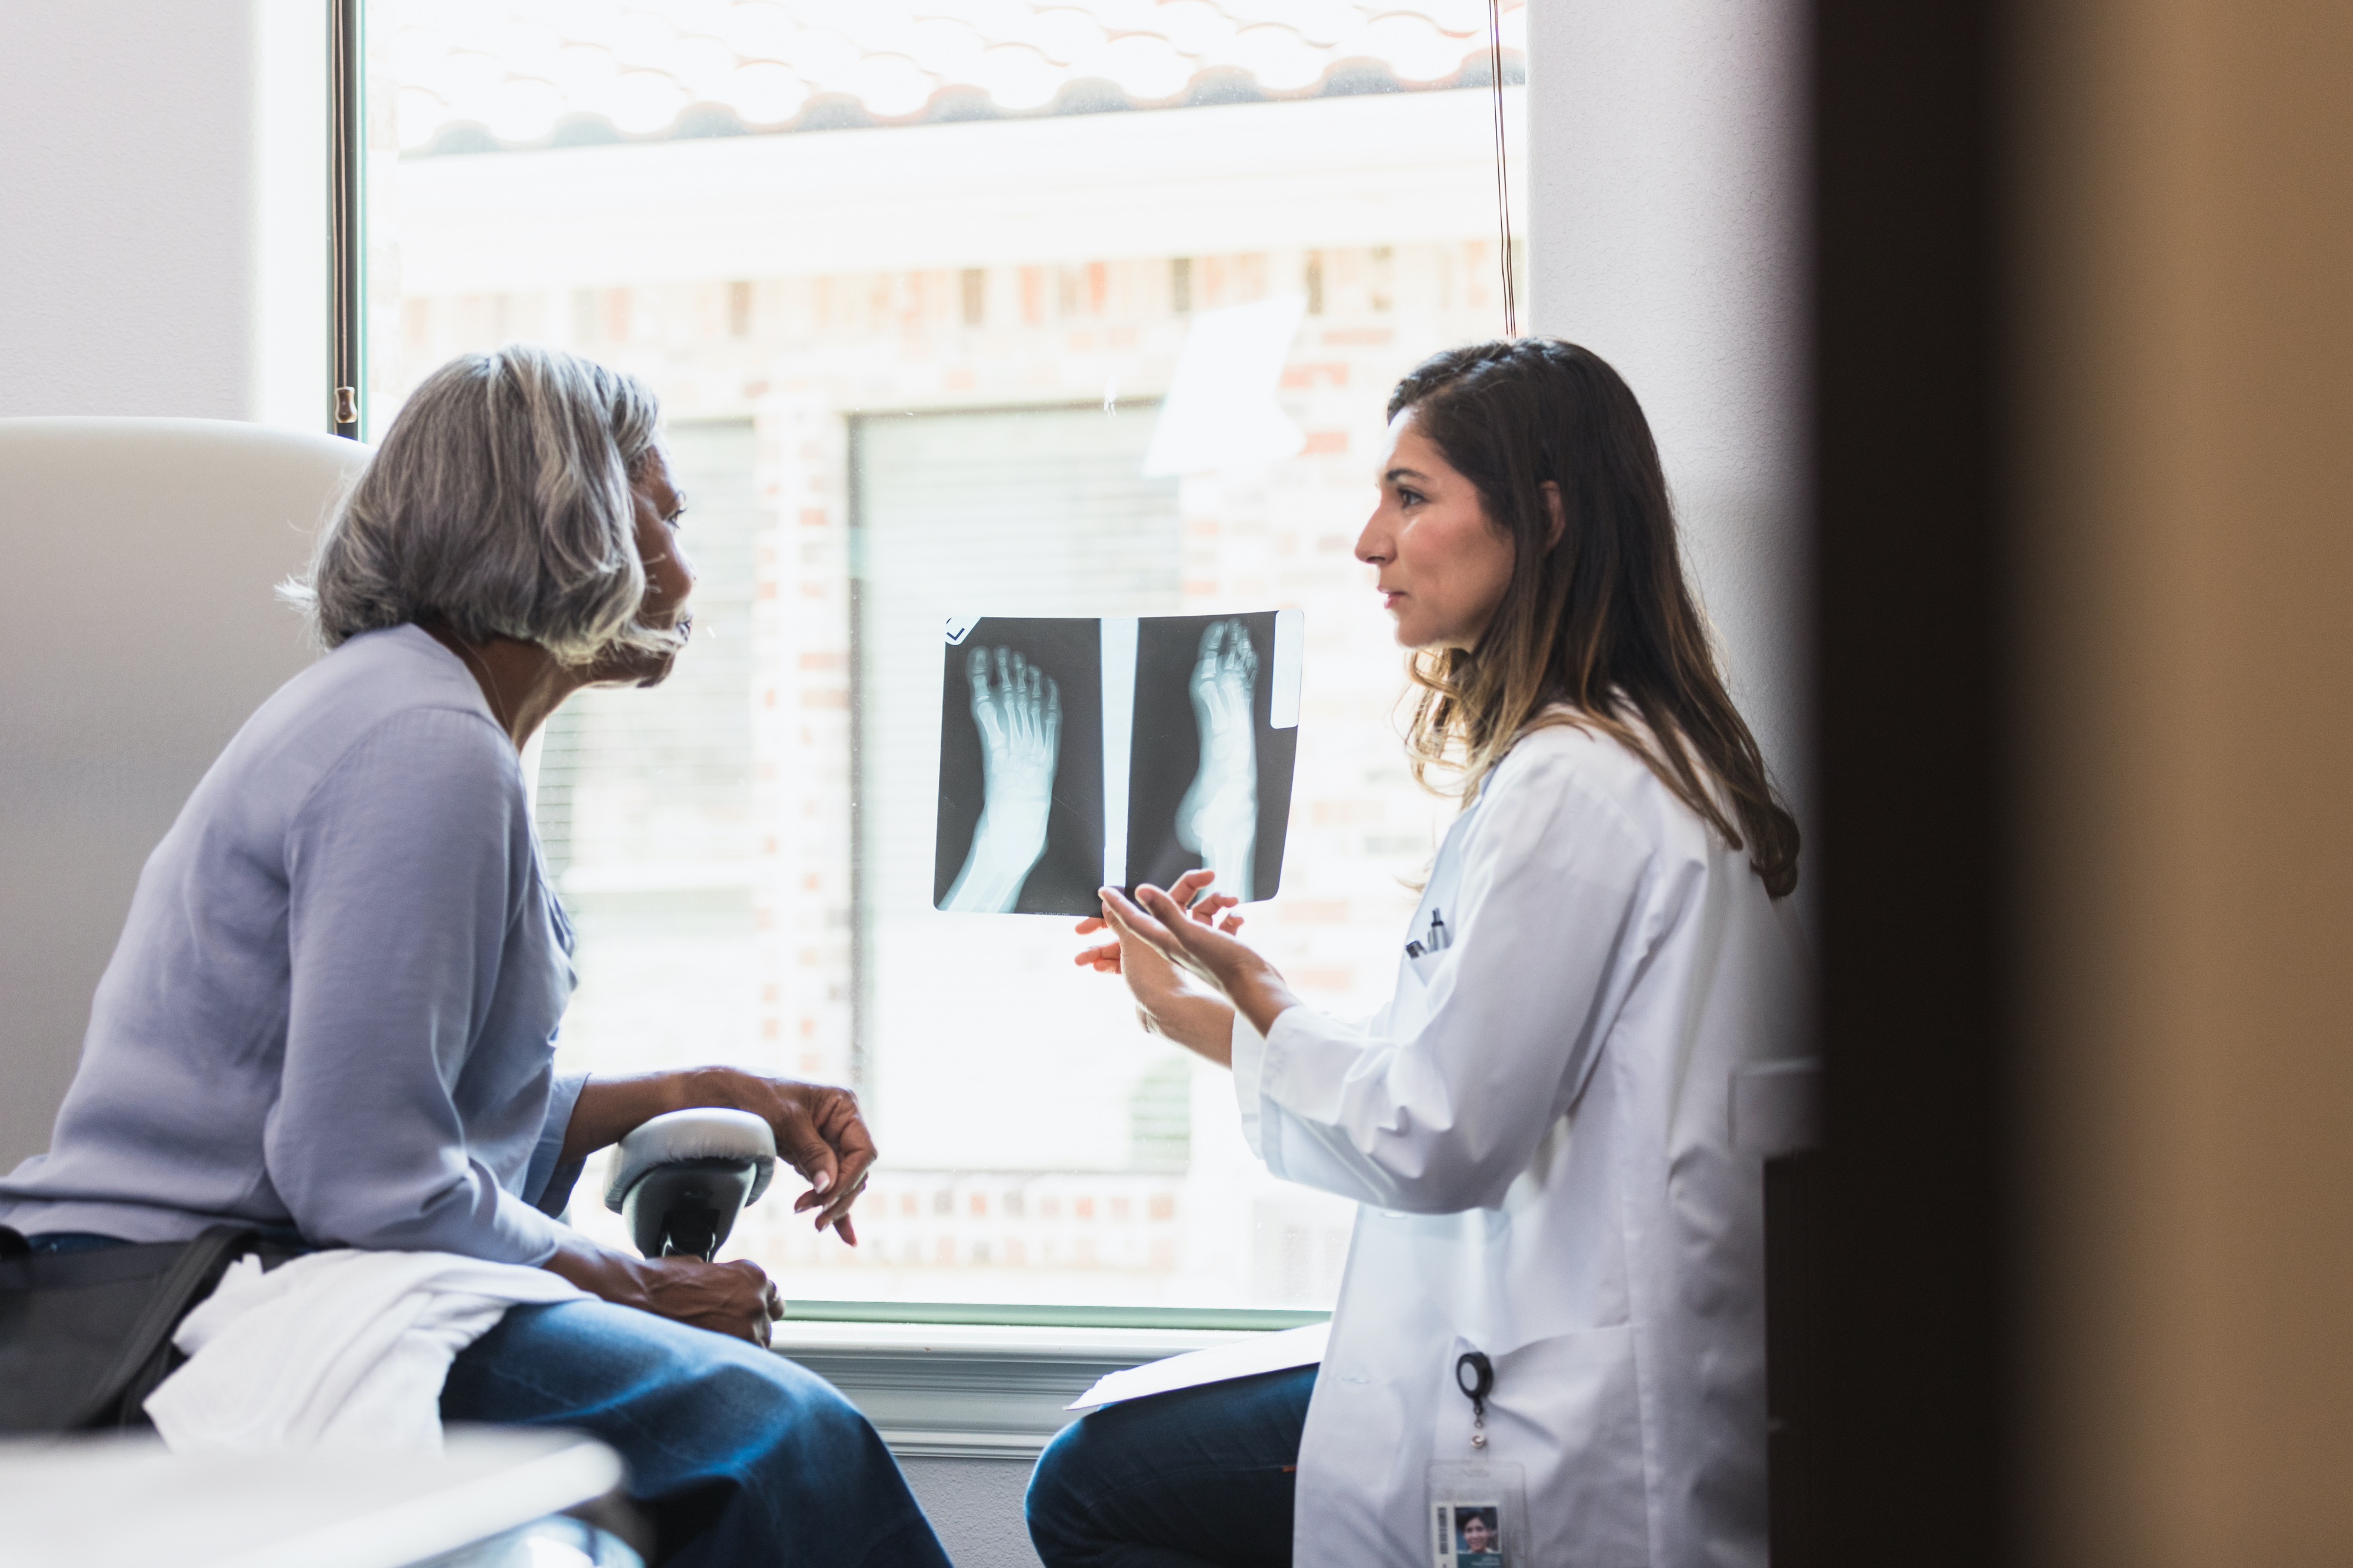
xmin=1066 ymin=1320 xmax=1330 ymax=1412
xmin=1143 ymin=295 xmax=1308 ymax=476
xmin=1271 ymin=607 xmax=1304 ymax=729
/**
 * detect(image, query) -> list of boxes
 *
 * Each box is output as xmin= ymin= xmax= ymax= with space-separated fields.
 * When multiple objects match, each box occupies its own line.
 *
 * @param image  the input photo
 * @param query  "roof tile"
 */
xmin=386 ymin=0 xmax=1526 ymax=153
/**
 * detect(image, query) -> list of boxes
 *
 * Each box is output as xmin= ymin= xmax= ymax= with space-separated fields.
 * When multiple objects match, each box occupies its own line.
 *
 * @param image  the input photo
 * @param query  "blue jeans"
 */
xmin=441 ymin=1300 xmax=949 ymax=1568
xmin=1025 ymin=1366 xmax=1316 ymax=1568
xmin=24 ymin=1231 xmax=149 ymax=1254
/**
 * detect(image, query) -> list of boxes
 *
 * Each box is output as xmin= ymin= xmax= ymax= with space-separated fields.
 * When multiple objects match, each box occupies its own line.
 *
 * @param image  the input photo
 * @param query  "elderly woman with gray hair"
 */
xmin=0 ymin=348 xmax=951 ymax=1567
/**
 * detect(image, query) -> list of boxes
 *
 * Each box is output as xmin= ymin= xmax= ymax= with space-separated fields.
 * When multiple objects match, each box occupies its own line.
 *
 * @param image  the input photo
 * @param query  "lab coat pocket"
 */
xmin=1730 ymin=1057 xmax=1822 ymax=1156
xmin=1439 ymin=1326 xmax=1649 ymax=1567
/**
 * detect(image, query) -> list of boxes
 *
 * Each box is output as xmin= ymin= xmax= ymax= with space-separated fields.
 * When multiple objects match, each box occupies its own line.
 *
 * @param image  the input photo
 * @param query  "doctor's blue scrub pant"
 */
xmin=1025 ymin=1366 xmax=1318 ymax=1567
xmin=441 ymin=1299 xmax=950 ymax=1568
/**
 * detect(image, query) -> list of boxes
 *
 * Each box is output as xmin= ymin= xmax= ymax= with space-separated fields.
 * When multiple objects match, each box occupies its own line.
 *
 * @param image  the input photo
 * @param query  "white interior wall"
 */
xmin=1528 ymin=0 xmax=1813 ymax=852
xmin=0 ymin=0 xmax=326 ymax=428
xmin=0 ymin=5 xmax=1805 ymax=1563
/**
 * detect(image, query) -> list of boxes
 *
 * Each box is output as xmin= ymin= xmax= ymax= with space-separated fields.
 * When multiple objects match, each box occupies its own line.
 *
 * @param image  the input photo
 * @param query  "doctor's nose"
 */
xmin=1355 ymin=514 xmax=1392 ymax=566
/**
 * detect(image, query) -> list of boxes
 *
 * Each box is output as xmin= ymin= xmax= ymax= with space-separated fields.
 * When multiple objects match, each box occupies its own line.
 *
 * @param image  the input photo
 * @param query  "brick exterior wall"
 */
xmin=391 ymin=237 xmax=1522 ymax=1307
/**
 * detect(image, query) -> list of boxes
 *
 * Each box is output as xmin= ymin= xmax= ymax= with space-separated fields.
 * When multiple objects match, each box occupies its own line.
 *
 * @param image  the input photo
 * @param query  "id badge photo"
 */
xmin=1429 ymin=1351 xmax=1531 ymax=1567
xmin=1429 ymin=1462 xmax=1528 ymax=1568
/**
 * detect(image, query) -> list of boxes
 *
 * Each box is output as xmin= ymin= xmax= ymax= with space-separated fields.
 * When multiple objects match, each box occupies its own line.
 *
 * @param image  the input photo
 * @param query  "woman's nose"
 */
xmin=1354 ymin=512 xmax=1390 ymax=565
xmin=662 ymin=542 xmax=698 ymax=605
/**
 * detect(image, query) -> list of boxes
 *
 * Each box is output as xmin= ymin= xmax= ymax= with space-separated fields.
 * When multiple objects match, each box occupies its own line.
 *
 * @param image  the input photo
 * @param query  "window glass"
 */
xmin=366 ymin=0 xmax=1527 ymax=1312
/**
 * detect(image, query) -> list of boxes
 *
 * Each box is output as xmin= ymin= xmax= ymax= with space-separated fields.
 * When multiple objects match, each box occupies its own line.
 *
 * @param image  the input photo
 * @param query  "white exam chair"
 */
xmin=0 ymin=418 xmax=369 ymax=1173
xmin=0 ymin=418 xmax=779 ymax=1259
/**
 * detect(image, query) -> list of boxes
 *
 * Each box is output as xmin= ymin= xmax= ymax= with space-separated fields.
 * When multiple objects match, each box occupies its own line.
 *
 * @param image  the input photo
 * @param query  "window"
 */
xmin=362 ymin=0 xmax=1527 ymax=1313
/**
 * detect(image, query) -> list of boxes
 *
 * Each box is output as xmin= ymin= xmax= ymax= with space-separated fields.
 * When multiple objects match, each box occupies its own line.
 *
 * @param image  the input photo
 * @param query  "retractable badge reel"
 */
xmin=1428 ymin=1349 xmax=1530 ymax=1567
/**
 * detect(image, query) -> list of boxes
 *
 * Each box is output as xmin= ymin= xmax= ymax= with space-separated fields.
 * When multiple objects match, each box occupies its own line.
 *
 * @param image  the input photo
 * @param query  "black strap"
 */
xmin=65 ymin=1226 xmax=260 ymax=1429
xmin=0 ymin=1227 xmax=27 ymax=1260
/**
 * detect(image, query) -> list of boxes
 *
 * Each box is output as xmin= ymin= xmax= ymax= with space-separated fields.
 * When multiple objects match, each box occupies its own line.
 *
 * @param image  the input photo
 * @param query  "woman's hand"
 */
xmin=562 ymin=1068 xmax=877 ymax=1244
xmin=716 ymin=1073 xmax=875 ymax=1243
xmin=543 ymin=1233 xmax=785 ymax=1346
xmin=1095 ymin=880 xmax=1304 ymax=1041
xmin=1073 ymin=868 xmax=1242 ymax=973
xmin=1074 ymin=870 xmax=1244 ymax=1063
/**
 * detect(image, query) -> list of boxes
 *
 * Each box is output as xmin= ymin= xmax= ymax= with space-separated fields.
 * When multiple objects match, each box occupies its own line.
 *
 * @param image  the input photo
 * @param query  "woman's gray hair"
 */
xmin=283 ymin=345 xmax=677 ymax=666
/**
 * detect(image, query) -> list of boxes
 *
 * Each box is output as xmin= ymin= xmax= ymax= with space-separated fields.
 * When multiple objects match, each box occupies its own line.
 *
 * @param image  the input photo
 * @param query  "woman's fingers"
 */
xmin=773 ymin=1104 xmax=842 ymax=1209
xmin=771 ymin=1086 xmax=872 ymax=1235
xmin=1164 ymin=869 xmax=1244 ymax=931
xmin=1097 ymin=886 xmax=1182 ymax=959
xmin=811 ymin=1172 xmax=868 ymax=1236
xmin=1133 ymin=883 xmax=1248 ymax=973
xmin=1132 ymin=882 xmax=1209 ymax=946
xmin=805 ymin=1097 xmax=877 ymax=1234
xmin=642 ymin=1256 xmax=775 ymax=1345
xmin=1169 ymin=868 xmax=1218 ymax=907
xmin=722 ymin=1260 xmax=773 ymax=1346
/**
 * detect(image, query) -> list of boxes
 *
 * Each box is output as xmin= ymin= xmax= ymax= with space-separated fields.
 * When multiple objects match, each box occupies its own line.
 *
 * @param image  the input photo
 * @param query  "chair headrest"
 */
xmin=602 ymin=1107 xmax=778 ymax=1213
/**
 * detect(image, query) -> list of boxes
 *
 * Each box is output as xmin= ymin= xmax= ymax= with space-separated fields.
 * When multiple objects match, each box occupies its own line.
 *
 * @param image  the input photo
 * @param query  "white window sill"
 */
xmin=769 ymin=1321 xmax=1252 ymax=1460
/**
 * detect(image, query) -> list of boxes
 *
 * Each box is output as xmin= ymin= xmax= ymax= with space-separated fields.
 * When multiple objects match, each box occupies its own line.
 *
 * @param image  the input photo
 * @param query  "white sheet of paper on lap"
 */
xmin=1067 ymin=1320 xmax=1330 ymax=1412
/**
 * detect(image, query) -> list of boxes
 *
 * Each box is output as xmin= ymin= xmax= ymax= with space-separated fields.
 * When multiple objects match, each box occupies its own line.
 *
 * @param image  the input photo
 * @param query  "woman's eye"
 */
xmin=1398 ymin=489 xmax=1424 ymax=507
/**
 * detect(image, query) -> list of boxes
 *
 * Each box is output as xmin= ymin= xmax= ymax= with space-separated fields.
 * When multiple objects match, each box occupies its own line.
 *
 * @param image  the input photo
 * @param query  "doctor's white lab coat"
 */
xmin=1232 ymin=716 xmax=1812 ymax=1568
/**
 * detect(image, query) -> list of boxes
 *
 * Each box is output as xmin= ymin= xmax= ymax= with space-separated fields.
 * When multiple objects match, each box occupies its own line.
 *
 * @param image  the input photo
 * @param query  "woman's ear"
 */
xmin=1540 ymin=481 xmax=1567 ymax=552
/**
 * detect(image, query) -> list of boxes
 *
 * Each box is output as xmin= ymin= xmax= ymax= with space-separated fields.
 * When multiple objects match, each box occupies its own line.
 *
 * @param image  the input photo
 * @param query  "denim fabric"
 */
xmin=1026 ymin=1366 xmax=1316 ymax=1568
xmin=24 ymin=1227 xmax=312 ymax=1256
xmin=22 ymin=1232 xmax=132 ymax=1255
xmin=441 ymin=1300 xmax=950 ymax=1568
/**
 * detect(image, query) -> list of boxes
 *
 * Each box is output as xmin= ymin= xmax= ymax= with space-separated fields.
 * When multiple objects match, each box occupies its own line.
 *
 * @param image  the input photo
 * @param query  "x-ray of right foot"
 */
xmin=1174 ymin=619 xmax=1259 ymax=900
xmin=944 ymin=646 xmax=1062 ymax=913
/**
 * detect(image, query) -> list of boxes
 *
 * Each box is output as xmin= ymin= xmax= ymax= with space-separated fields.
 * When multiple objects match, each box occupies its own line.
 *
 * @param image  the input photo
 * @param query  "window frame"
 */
xmin=327 ymin=1 xmax=1522 ymax=1335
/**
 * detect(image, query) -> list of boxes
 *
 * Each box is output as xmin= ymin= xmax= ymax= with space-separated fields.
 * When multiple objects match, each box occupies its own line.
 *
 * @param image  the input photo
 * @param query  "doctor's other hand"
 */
xmin=1074 ymin=871 xmax=1244 ymax=1063
xmin=1096 ymin=880 xmax=1304 ymax=1055
xmin=1074 ymin=868 xmax=1242 ymax=974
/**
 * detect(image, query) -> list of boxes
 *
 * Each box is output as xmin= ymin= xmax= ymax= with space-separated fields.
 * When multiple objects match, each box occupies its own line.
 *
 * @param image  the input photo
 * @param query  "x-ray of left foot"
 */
xmin=1175 ymin=619 xmax=1259 ymax=900
xmin=944 ymin=645 xmax=1062 ymax=913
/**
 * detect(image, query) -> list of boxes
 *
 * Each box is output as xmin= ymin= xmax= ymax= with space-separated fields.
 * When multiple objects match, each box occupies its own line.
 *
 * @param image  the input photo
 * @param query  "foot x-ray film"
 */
xmin=935 ymin=611 xmax=1302 ymax=916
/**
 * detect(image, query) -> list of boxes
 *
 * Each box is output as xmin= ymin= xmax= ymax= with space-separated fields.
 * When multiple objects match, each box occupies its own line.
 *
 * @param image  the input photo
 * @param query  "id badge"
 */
xmin=1428 ymin=1460 xmax=1528 ymax=1568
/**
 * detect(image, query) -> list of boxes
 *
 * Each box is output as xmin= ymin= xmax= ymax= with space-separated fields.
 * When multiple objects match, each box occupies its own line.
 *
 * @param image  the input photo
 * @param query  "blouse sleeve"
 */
xmin=1237 ymin=751 xmax=1658 ymax=1214
xmin=525 ymin=1069 xmax=594 ymax=1219
xmin=270 ymin=708 xmax=572 ymax=1264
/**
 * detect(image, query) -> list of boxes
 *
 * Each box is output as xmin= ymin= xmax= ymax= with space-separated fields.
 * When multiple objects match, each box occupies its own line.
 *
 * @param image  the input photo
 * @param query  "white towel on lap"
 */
xmin=144 ymin=1249 xmax=589 ymax=1454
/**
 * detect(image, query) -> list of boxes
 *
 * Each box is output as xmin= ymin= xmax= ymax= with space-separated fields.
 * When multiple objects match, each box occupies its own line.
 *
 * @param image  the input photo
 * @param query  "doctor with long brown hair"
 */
xmin=1028 ymin=338 xmax=1811 ymax=1567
